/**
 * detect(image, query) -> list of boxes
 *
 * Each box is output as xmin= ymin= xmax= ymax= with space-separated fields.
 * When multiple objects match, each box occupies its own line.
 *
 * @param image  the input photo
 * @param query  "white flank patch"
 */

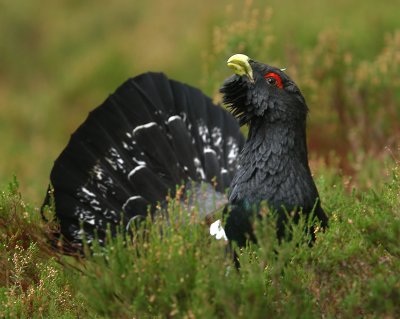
xmin=209 ymin=219 xmax=228 ymax=241
xmin=133 ymin=122 xmax=158 ymax=135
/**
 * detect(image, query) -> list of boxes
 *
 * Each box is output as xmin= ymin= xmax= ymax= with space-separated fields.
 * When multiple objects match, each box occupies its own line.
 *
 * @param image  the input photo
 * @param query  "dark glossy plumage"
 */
xmin=43 ymin=72 xmax=244 ymax=249
xmin=43 ymin=59 xmax=328 ymax=251
xmin=221 ymin=58 xmax=328 ymax=246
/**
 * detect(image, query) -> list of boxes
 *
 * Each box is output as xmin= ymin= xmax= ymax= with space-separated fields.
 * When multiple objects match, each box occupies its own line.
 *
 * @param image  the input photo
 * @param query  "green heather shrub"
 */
xmin=2 ymin=160 xmax=399 ymax=318
xmin=0 ymin=178 xmax=85 ymax=318
xmin=1 ymin=1 xmax=400 ymax=318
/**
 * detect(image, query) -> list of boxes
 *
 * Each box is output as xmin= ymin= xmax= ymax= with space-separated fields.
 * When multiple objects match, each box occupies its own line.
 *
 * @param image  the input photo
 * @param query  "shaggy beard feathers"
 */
xmin=220 ymin=76 xmax=254 ymax=126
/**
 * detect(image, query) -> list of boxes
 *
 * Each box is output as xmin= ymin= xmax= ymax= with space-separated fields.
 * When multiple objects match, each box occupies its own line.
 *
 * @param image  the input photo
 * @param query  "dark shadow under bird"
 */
xmin=42 ymin=54 xmax=328 ymax=251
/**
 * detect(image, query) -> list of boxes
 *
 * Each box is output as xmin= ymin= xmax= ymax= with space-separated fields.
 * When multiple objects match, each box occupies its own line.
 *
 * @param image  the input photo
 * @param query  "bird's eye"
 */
xmin=266 ymin=77 xmax=276 ymax=85
xmin=264 ymin=72 xmax=283 ymax=89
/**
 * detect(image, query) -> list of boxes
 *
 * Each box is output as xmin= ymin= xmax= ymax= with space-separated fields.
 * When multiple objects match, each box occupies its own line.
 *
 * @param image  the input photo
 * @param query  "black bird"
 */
xmin=221 ymin=54 xmax=328 ymax=246
xmin=43 ymin=54 xmax=328 ymax=250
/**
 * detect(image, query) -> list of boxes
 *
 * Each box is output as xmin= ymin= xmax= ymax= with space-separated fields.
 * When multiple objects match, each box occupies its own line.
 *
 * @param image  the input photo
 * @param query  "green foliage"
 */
xmin=0 ymin=179 xmax=85 ymax=318
xmin=1 ymin=0 xmax=400 ymax=317
xmin=2 ymin=163 xmax=400 ymax=318
xmin=297 ymin=30 xmax=400 ymax=160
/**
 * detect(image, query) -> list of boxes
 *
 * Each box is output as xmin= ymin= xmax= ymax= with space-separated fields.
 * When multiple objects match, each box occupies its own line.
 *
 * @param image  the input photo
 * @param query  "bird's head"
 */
xmin=220 ymin=54 xmax=307 ymax=126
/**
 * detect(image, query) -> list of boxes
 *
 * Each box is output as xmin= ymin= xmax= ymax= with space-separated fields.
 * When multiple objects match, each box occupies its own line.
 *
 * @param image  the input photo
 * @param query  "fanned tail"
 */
xmin=43 ymin=72 xmax=244 ymax=248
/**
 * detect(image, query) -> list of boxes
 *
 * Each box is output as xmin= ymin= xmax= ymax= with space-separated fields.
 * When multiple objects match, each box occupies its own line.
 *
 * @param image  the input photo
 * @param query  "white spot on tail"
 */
xmin=167 ymin=115 xmax=182 ymax=123
xmin=105 ymin=147 xmax=126 ymax=173
xmin=227 ymin=137 xmax=239 ymax=165
xmin=128 ymin=165 xmax=146 ymax=180
xmin=81 ymin=187 xmax=95 ymax=197
xmin=132 ymin=157 xmax=146 ymax=166
xmin=122 ymin=195 xmax=143 ymax=211
xmin=133 ymin=122 xmax=158 ymax=135
xmin=193 ymin=157 xmax=205 ymax=180
xmin=197 ymin=121 xmax=209 ymax=144
xmin=204 ymin=148 xmax=217 ymax=156
xmin=212 ymin=127 xmax=223 ymax=148
xmin=122 ymin=141 xmax=132 ymax=150
xmin=86 ymin=218 xmax=95 ymax=225
xmin=92 ymin=165 xmax=104 ymax=180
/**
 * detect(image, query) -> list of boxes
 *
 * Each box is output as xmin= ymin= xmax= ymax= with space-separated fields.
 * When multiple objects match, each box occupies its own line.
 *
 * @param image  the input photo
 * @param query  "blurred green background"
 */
xmin=1 ymin=0 xmax=399 ymax=203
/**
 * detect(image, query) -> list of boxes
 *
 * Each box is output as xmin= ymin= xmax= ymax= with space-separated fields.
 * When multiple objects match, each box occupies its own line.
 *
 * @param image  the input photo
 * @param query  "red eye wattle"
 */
xmin=264 ymin=73 xmax=283 ymax=89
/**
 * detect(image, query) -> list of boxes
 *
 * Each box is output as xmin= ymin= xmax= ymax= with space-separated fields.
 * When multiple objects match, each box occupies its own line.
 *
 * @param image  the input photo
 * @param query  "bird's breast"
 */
xmin=230 ymin=140 xmax=317 ymax=212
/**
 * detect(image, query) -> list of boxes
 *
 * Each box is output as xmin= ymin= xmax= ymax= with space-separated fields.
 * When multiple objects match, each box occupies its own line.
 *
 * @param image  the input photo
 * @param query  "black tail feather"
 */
xmin=43 ymin=72 xmax=244 ymax=247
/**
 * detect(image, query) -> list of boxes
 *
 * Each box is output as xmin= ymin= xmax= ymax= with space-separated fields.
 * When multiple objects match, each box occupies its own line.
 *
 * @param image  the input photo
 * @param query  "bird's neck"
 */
xmin=246 ymin=118 xmax=308 ymax=166
xmin=229 ymin=117 xmax=316 ymax=209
